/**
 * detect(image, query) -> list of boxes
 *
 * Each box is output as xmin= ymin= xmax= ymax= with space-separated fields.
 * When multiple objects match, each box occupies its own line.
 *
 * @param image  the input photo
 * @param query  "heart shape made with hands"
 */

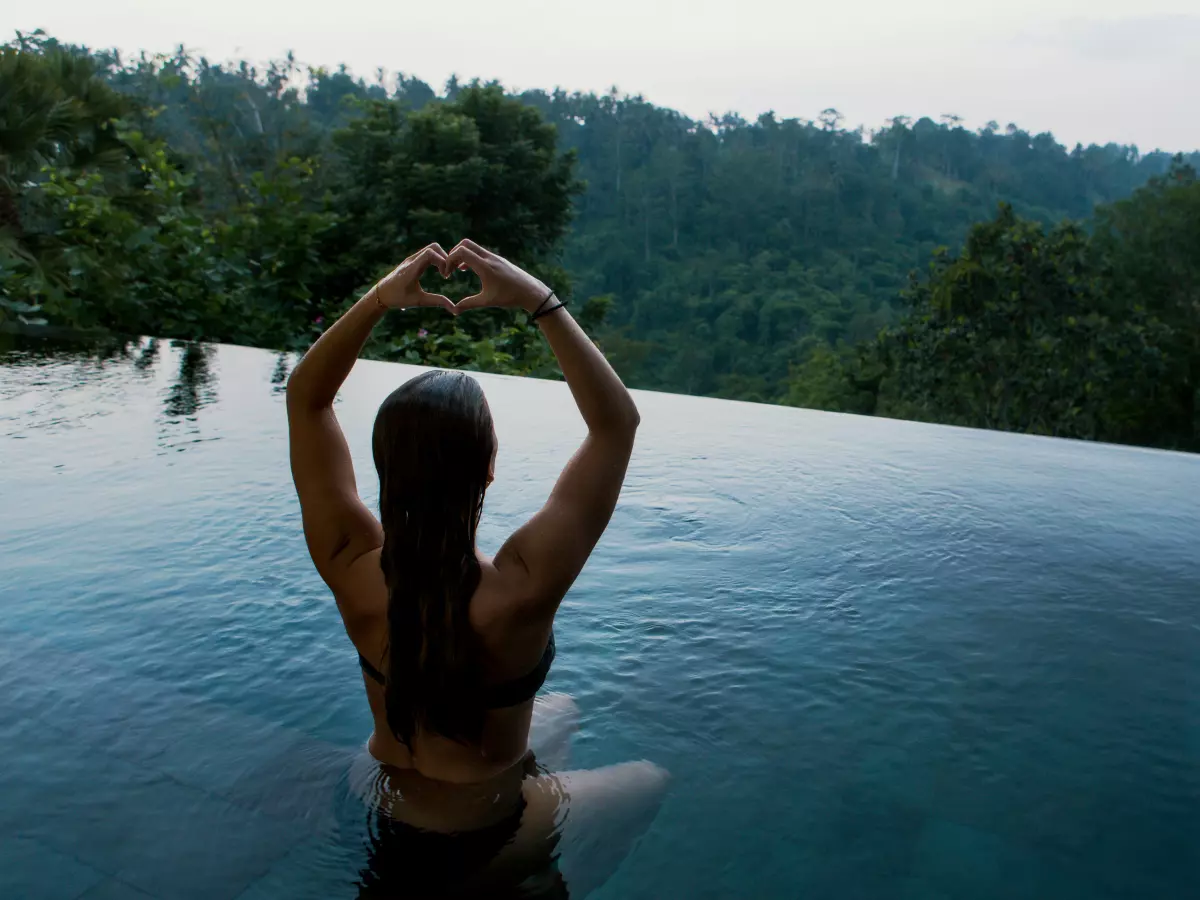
xmin=373 ymin=239 xmax=549 ymax=316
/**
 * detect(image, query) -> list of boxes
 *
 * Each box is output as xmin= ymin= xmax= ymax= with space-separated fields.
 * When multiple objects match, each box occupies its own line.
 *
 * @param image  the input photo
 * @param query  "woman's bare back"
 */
xmin=345 ymin=548 xmax=553 ymax=783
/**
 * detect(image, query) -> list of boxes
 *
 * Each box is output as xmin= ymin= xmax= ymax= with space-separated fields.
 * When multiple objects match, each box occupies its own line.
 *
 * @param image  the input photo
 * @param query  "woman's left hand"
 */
xmin=373 ymin=244 xmax=456 ymax=312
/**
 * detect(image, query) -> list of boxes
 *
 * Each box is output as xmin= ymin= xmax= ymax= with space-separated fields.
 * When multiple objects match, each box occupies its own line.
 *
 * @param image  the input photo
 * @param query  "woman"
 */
xmin=286 ymin=240 xmax=668 ymax=897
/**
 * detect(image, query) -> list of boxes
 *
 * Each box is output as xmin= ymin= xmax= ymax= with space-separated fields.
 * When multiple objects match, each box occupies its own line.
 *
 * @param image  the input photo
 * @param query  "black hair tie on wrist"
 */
xmin=532 ymin=295 xmax=568 ymax=321
xmin=529 ymin=288 xmax=556 ymax=319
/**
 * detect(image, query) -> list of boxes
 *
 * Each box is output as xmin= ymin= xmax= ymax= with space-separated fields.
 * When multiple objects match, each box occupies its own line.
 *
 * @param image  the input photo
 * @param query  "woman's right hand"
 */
xmin=446 ymin=239 xmax=551 ymax=315
xmin=374 ymin=243 xmax=455 ymax=311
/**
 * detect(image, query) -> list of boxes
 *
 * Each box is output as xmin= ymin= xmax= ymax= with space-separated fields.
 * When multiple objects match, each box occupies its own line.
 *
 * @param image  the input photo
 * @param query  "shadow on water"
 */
xmin=163 ymin=341 xmax=217 ymax=420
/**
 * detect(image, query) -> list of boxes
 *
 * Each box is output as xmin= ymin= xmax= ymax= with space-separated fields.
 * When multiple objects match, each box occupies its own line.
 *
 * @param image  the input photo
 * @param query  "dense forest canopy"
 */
xmin=2 ymin=31 xmax=1197 ymax=450
xmin=519 ymin=92 xmax=1195 ymax=402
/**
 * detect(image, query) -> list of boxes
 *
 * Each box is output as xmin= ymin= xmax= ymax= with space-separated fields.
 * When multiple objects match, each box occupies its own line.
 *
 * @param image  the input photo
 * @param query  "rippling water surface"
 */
xmin=1 ymin=336 xmax=1198 ymax=899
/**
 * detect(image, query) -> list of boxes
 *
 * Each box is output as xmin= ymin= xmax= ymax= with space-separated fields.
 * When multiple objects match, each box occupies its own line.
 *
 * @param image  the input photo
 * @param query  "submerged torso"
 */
xmin=342 ymin=547 xmax=555 ymax=785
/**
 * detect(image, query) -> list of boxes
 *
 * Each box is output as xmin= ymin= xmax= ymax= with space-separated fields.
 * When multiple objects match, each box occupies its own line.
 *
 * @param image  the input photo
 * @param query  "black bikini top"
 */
xmin=357 ymin=631 xmax=556 ymax=709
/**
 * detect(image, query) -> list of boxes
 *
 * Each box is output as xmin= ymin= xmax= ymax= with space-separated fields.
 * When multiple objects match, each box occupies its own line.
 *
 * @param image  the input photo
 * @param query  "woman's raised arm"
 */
xmin=448 ymin=239 xmax=640 ymax=617
xmin=287 ymin=244 xmax=453 ymax=591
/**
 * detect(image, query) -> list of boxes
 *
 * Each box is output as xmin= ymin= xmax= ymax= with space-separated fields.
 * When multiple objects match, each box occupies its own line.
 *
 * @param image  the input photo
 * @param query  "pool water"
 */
xmin=1 ymin=336 xmax=1198 ymax=899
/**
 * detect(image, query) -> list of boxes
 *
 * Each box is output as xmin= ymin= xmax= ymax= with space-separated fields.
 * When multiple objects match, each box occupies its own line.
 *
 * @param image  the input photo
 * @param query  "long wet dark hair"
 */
xmin=372 ymin=370 xmax=495 ymax=746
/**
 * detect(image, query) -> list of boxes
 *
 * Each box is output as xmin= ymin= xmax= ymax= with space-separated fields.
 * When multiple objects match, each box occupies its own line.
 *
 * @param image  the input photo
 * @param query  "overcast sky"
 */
xmin=7 ymin=0 xmax=1199 ymax=152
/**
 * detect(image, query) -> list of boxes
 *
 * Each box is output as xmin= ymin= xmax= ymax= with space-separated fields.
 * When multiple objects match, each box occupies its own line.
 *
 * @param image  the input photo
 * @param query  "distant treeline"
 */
xmin=1 ymin=32 xmax=1196 ymax=449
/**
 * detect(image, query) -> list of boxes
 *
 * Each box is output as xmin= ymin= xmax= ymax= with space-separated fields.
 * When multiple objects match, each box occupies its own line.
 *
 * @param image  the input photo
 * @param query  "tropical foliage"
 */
xmin=800 ymin=165 xmax=1200 ymax=451
xmin=0 ymin=33 xmax=579 ymax=374
xmin=2 ymin=31 xmax=1198 ymax=449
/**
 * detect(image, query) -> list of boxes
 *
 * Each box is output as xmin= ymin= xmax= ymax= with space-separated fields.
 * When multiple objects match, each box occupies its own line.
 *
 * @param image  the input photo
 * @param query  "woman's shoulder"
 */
xmin=470 ymin=556 xmax=552 ymax=642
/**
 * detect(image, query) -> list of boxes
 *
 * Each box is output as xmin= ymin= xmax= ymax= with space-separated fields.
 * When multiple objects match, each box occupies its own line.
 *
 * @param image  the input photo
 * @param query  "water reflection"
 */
xmin=163 ymin=341 xmax=217 ymax=420
xmin=0 ymin=334 xmax=151 ymax=438
xmin=155 ymin=341 xmax=220 ymax=454
xmin=134 ymin=337 xmax=160 ymax=373
xmin=0 ymin=330 xmax=136 ymax=367
xmin=271 ymin=351 xmax=291 ymax=394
